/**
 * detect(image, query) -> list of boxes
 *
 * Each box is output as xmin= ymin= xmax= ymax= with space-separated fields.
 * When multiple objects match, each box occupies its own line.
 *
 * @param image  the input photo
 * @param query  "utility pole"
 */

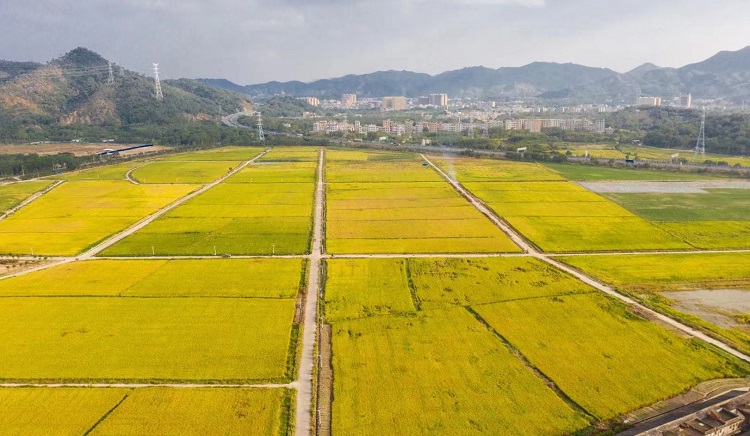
xmin=107 ymin=61 xmax=114 ymax=85
xmin=153 ymin=63 xmax=163 ymax=101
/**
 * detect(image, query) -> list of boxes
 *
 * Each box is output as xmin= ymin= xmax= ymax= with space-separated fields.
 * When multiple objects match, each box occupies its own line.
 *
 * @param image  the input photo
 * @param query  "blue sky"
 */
xmin=1 ymin=0 xmax=749 ymax=84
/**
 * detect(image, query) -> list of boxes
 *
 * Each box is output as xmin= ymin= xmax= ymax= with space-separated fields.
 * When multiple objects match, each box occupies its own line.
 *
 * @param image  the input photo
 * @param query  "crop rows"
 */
xmin=325 ymin=150 xmax=519 ymax=253
xmin=323 ymin=257 xmax=748 ymax=434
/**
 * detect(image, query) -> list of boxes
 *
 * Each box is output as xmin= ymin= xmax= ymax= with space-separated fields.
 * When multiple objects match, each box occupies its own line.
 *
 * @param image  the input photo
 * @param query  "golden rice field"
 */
xmin=104 ymin=162 xmax=316 ymax=256
xmin=0 ymin=181 xmax=195 ymax=256
xmin=259 ymin=146 xmax=320 ymax=162
xmin=331 ymin=309 xmax=590 ymax=435
xmin=89 ymin=388 xmax=288 ymax=435
xmin=0 ymin=296 xmax=294 ymax=381
xmin=474 ymin=293 xmax=746 ymax=420
xmin=0 ymin=258 xmax=301 ymax=382
xmin=324 ymin=258 xmax=749 ymax=433
xmin=0 ymin=387 xmax=288 ymax=436
xmin=429 ymin=155 xmax=565 ymax=181
xmin=0 ymin=258 xmax=304 ymax=297
xmin=460 ymin=180 xmax=690 ymax=252
xmin=163 ymin=146 xmax=264 ymax=161
xmin=53 ymin=161 xmax=147 ymax=181
xmin=560 ymin=253 xmax=750 ymax=356
xmin=0 ymin=388 xmax=130 ymax=436
xmin=558 ymin=252 xmax=750 ymax=292
xmin=409 ymin=257 xmax=593 ymax=307
xmin=325 ymin=151 xmax=519 ymax=254
xmin=131 ymin=160 xmax=239 ymax=184
xmin=0 ymin=180 xmax=53 ymax=211
xmin=228 ymin=160 xmax=317 ymax=183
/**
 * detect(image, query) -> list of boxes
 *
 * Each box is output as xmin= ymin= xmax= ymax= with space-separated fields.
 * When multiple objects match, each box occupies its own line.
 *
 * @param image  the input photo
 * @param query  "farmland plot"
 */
xmin=164 ymin=146 xmax=264 ymax=161
xmin=409 ymin=257 xmax=593 ymax=307
xmin=324 ymin=258 xmax=589 ymax=434
xmin=0 ymin=181 xmax=195 ymax=256
xmin=90 ymin=388 xmax=288 ymax=435
xmin=326 ymin=151 xmax=519 ymax=254
xmin=474 ymin=293 xmax=748 ymax=420
xmin=545 ymin=163 xmax=722 ymax=181
xmin=0 ymin=258 xmax=303 ymax=297
xmin=0 ymin=297 xmax=295 ymax=382
xmin=54 ymin=161 xmax=147 ymax=182
xmin=103 ymin=161 xmax=317 ymax=256
xmin=259 ymin=146 xmax=320 ymax=162
xmin=429 ymin=155 xmax=565 ymax=181
xmin=324 ymin=258 xmax=748 ymax=433
xmin=0 ymin=388 xmax=129 ymax=436
xmin=131 ymin=161 xmax=240 ymax=184
xmin=0 ymin=258 xmax=300 ymax=382
xmin=452 ymin=175 xmax=691 ymax=252
xmin=560 ymin=252 xmax=750 ymax=355
xmin=597 ymin=186 xmax=750 ymax=249
xmin=0 ymin=181 xmax=53 ymax=211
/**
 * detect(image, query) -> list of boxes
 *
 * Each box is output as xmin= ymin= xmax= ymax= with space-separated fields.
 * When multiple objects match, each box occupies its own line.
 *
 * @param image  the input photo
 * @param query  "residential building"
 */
xmin=382 ymin=96 xmax=408 ymax=111
xmin=300 ymin=97 xmax=320 ymax=107
xmin=429 ymin=94 xmax=449 ymax=107
xmin=341 ymin=94 xmax=357 ymax=108
xmin=638 ymin=96 xmax=662 ymax=107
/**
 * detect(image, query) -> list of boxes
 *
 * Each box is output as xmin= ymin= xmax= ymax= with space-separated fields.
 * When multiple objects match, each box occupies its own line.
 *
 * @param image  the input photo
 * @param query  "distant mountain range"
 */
xmin=201 ymin=46 xmax=750 ymax=103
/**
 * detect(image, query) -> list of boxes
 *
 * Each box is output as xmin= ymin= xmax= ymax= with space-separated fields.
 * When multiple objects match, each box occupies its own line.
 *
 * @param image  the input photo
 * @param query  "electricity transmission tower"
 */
xmin=107 ymin=61 xmax=114 ymax=85
xmin=257 ymin=112 xmax=265 ymax=141
xmin=153 ymin=63 xmax=163 ymax=101
xmin=693 ymin=107 xmax=706 ymax=162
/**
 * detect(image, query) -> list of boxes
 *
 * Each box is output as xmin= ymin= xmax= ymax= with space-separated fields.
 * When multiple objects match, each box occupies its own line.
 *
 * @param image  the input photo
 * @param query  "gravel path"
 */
xmin=295 ymin=149 xmax=324 ymax=436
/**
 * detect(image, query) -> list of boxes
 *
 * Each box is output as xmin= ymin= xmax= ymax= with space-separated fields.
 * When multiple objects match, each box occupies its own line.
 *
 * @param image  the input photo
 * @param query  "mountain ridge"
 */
xmin=200 ymin=45 xmax=750 ymax=103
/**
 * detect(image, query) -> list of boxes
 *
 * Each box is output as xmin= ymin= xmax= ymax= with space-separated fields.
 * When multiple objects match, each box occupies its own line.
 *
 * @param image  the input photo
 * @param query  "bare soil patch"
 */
xmin=578 ymin=180 xmax=750 ymax=193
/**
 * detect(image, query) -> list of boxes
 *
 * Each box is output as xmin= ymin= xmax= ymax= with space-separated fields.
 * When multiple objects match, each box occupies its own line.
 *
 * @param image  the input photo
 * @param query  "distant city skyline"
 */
xmin=1 ymin=0 xmax=749 ymax=84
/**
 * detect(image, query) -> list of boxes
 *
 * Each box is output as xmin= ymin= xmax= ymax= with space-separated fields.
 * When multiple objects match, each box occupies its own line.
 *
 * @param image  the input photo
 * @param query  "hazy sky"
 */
xmin=2 ymin=0 xmax=750 ymax=84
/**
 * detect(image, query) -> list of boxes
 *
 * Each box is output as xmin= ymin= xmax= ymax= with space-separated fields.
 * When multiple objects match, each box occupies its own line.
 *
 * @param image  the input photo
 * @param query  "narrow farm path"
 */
xmin=421 ymin=154 xmax=750 ymax=364
xmin=295 ymin=149 xmax=324 ymax=436
xmin=124 ymin=161 xmax=152 ymax=185
xmin=0 ymin=180 xmax=64 ymax=221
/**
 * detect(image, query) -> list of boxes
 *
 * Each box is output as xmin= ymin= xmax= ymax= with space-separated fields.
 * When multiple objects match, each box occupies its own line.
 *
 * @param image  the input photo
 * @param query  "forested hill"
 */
xmin=0 ymin=47 xmax=253 ymax=143
xmin=608 ymin=107 xmax=750 ymax=156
